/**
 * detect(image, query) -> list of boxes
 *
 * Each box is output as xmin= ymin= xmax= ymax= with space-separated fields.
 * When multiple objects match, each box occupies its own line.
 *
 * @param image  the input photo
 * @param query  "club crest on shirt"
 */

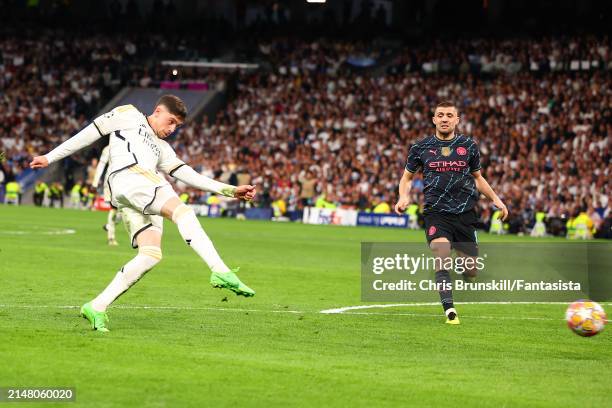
xmin=441 ymin=147 xmax=452 ymax=157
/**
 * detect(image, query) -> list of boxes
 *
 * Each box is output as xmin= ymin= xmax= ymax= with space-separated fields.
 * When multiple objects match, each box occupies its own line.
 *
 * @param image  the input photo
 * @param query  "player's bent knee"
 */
xmin=159 ymin=195 xmax=186 ymax=219
xmin=139 ymin=245 xmax=163 ymax=266
xmin=119 ymin=246 xmax=162 ymax=287
xmin=171 ymin=203 xmax=193 ymax=223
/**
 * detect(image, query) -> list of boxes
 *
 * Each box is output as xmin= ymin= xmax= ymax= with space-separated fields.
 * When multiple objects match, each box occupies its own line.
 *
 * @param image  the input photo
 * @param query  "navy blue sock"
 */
xmin=435 ymin=270 xmax=454 ymax=312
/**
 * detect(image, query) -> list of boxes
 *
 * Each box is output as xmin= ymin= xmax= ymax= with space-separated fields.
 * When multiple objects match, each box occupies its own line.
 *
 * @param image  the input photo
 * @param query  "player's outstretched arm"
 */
xmin=394 ymin=170 xmax=414 ymax=214
xmin=91 ymin=147 xmax=110 ymax=189
xmin=472 ymin=170 xmax=508 ymax=220
xmin=171 ymin=165 xmax=256 ymax=201
xmin=29 ymin=123 xmax=104 ymax=169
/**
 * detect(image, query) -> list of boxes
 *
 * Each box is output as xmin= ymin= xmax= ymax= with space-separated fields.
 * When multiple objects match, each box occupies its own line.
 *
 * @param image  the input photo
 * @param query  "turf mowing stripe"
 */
xmin=341 ymin=312 xmax=569 ymax=322
xmin=0 ymin=303 xmax=609 ymax=323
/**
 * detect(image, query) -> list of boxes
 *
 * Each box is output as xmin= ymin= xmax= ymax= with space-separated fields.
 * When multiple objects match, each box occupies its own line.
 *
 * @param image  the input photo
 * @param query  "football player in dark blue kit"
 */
xmin=395 ymin=101 xmax=508 ymax=324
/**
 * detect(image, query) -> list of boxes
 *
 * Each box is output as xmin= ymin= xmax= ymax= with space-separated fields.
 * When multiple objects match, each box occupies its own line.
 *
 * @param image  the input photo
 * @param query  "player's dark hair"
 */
xmin=156 ymin=94 xmax=187 ymax=120
xmin=434 ymin=101 xmax=459 ymax=115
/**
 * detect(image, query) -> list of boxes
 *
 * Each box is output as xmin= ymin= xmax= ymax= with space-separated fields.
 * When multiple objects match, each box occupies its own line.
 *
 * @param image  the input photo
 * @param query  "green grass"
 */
xmin=0 ymin=206 xmax=610 ymax=407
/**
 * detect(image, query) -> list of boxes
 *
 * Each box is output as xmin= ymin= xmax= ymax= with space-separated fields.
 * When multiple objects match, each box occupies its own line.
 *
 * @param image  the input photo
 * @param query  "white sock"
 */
xmin=107 ymin=209 xmax=116 ymax=241
xmin=91 ymin=246 xmax=161 ymax=312
xmin=172 ymin=205 xmax=230 ymax=274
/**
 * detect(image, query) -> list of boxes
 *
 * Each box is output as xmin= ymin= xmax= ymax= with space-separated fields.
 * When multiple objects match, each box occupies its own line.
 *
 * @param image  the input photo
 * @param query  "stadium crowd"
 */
xmin=1 ymin=34 xmax=610 ymax=238
xmin=172 ymin=37 xmax=611 ymax=237
xmin=0 ymin=30 xmax=149 ymax=184
xmin=0 ymin=28 xmax=227 ymax=189
xmin=391 ymin=35 xmax=611 ymax=75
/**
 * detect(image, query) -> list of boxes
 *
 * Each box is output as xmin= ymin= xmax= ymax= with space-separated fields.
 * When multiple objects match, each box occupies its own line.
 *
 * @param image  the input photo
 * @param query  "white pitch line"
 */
xmin=321 ymin=302 xmax=440 ymax=314
xmin=320 ymin=302 xmax=612 ymax=314
xmin=0 ymin=304 xmax=304 ymax=314
xmin=0 ymin=228 xmax=76 ymax=235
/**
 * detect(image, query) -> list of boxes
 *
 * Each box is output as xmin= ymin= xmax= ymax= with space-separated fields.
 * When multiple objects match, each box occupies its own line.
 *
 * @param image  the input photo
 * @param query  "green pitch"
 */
xmin=0 ymin=206 xmax=610 ymax=407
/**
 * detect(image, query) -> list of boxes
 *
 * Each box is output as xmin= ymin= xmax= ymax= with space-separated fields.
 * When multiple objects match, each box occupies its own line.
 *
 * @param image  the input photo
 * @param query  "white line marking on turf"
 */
xmin=319 ymin=302 xmax=612 ymax=315
xmin=0 ymin=228 xmax=76 ymax=235
xmin=0 ymin=304 xmax=303 ymax=314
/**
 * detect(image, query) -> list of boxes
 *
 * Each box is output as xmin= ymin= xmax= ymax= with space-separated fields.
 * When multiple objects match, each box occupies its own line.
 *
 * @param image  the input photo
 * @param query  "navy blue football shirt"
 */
xmin=405 ymin=134 xmax=481 ymax=214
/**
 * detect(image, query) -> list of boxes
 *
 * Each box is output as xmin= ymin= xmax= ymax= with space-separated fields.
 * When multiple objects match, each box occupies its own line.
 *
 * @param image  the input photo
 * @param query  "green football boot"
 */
xmin=210 ymin=268 xmax=255 ymax=297
xmin=80 ymin=302 xmax=110 ymax=332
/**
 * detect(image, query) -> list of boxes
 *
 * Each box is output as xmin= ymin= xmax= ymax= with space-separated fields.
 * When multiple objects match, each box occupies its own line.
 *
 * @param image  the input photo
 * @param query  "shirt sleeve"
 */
xmin=44 ymin=123 xmax=103 ymax=164
xmin=92 ymin=104 xmax=138 ymax=136
xmin=468 ymin=141 xmax=481 ymax=172
xmin=405 ymin=144 xmax=422 ymax=173
xmin=171 ymin=165 xmax=237 ymax=197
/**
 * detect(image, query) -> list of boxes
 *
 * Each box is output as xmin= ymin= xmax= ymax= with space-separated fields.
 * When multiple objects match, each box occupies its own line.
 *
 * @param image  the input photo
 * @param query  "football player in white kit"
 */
xmin=91 ymin=145 xmax=121 ymax=246
xmin=30 ymin=95 xmax=257 ymax=332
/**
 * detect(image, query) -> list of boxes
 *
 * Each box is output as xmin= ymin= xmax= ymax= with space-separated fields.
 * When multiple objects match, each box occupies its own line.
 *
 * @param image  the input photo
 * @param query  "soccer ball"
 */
xmin=566 ymin=300 xmax=607 ymax=337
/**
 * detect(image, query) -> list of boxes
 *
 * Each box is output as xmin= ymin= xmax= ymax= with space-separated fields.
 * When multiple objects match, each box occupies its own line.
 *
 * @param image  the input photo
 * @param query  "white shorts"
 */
xmin=120 ymin=206 xmax=164 ymax=248
xmin=109 ymin=165 xmax=179 ymax=247
xmin=109 ymin=165 xmax=177 ymax=214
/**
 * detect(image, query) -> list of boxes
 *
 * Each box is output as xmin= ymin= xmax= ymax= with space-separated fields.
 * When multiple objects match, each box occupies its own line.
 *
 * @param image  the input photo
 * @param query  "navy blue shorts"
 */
xmin=423 ymin=209 xmax=479 ymax=256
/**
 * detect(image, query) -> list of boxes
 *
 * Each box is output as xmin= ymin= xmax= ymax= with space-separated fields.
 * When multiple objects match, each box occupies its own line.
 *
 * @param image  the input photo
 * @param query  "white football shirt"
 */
xmin=93 ymin=104 xmax=184 ymax=176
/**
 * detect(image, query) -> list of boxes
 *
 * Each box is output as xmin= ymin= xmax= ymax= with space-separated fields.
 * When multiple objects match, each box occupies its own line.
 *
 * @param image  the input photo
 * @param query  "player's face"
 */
xmin=432 ymin=107 xmax=459 ymax=136
xmin=152 ymin=105 xmax=184 ymax=138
